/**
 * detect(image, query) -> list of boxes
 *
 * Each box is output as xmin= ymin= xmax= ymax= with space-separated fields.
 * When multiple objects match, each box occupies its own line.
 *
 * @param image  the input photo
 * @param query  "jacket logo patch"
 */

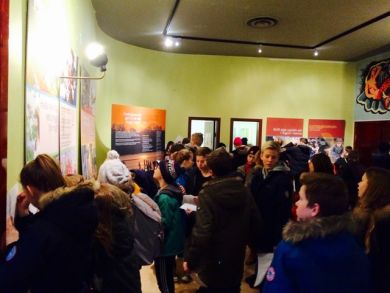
xmin=266 ymin=266 xmax=275 ymax=282
xmin=6 ymin=246 xmax=17 ymax=262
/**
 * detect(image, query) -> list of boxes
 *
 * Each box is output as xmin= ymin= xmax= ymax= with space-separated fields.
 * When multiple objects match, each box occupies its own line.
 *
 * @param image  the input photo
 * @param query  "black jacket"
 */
xmin=0 ymin=184 xmax=98 ymax=293
xmin=185 ymin=176 xmax=263 ymax=288
xmin=250 ymin=164 xmax=293 ymax=252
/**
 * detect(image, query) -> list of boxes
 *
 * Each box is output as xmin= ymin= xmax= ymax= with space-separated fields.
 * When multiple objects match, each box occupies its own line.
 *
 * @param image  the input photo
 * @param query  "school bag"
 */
xmin=131 ymin=192 xmax=163 ymax=266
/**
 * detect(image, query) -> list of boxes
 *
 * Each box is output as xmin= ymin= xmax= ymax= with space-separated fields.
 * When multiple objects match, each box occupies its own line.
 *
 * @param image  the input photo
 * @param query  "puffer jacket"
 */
xmin=262 ymin=214 xmax=371 ymax=293
xmin=0 ymin=182 xmax=99 ymax=293
xmin=185 ymin=176 xmax=263 ymax=288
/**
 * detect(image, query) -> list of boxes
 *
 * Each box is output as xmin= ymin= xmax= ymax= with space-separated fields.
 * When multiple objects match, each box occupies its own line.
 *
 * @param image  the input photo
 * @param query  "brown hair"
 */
xmin=172 ymin=148 xmax=193 ymax=164
xmin=300 ymin=172 xmax=349 ymax=217
xmin=310 ymin=153 xmax=334 ymax=174
xmin=196 ymin=147 xmax=212 ymax=157
xmin=206 ymin=148 xmax=232 ymax=176
xmin=191 ymin=132 xmax=203 ymax=146
xmin=20 ymin=154 xmax=66 ymax=192
xmin=359 ymin=167 xmax=390 ymax=210
xmin=94 ymin=183 xmax=133 ymax=255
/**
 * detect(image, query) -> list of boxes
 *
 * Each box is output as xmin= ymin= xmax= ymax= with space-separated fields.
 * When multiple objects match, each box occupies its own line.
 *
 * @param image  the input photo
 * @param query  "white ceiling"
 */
xmin=91 ymin=0 xmax=390 ymax=61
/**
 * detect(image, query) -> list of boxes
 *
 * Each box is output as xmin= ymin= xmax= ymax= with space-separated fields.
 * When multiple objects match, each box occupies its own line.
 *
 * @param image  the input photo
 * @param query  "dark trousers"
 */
xmin=196 ymin=285 xmax=241 ymax=293
xmin=155 ymin=256 xmax=176 ymax=293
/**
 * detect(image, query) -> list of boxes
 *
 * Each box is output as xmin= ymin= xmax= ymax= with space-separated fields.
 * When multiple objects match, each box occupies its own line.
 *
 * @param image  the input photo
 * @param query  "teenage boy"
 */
xmin=262 ymin=173 xmax=371 ymax=293
xmin=183 ymin=148 xmax=263 ymax=293
xmin=250 ymin=141 xmax=293 ymax=253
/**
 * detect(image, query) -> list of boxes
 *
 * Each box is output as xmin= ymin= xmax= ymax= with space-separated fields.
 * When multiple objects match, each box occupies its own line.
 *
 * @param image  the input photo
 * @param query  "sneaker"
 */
xmin=181 ymin=275 xmax=192 ymax=283
xmin=173 ymin=275 xmax=179 ymax=283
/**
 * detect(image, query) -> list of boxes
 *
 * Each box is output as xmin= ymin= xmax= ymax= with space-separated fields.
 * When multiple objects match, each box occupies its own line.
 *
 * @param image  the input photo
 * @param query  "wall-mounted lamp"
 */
xmin=60 ymin=43 xmax=108 ymax=80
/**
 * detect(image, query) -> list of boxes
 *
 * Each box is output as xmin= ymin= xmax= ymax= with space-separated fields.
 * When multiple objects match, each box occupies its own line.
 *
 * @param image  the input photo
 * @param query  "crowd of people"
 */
xmin=1 ymin=133 xmax=389 ymax=293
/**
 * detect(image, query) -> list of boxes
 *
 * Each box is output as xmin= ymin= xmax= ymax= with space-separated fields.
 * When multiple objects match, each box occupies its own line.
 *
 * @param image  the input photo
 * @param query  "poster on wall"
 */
xmin=59 ymin=49 xmax=78 ymax=175
xmin=308 ymin=119 xmax=345 ymax=163
xmin=80 ymin=68 xmax=97 ymax=179
xmin=266 ymin=117 xmax=304 ymax=145
xmin=111 ymin=104 xmax=166 ymax=170
xmin=355 ymin=58 xmax=390 ymax=121
xmin=25 ymin=0 xmax=73 ymax=162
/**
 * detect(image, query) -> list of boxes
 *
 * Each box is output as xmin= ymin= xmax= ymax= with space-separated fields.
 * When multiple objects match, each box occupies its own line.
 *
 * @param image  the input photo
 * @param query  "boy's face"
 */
xmin=296 ymin=185 xmax=318 ymax=221
xmin=260 ymin=149 xmax=279 ymax=171
xmin=247 ymin=153 xmax=256 ymax=164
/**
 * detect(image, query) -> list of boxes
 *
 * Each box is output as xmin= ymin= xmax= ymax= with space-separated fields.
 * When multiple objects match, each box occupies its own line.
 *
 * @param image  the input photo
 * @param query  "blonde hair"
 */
xmin=261 ymin=141 xmax=281 ymax=153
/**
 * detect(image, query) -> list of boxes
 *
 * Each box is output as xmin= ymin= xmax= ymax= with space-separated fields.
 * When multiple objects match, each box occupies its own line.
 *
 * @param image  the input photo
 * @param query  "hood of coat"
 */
xmin=282 ymin=213 xmax=355 ymax=244
xmin=270 ymin=161 xmax=290 ymax=173
xmin=38 ymin=180 xmax=99 ymax=237
xmin=156 ymin=184 xmax=183 ymax=202
xmin=201 ymin=176 xmax=247 ymax=210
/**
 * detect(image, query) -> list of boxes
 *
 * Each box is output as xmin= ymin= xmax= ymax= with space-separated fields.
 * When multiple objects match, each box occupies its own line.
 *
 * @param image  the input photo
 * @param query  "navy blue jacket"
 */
xmin=0 ymin=185 xmax=98 ymax=293
xmin=262 ymin=214 xmax=371 ymax=293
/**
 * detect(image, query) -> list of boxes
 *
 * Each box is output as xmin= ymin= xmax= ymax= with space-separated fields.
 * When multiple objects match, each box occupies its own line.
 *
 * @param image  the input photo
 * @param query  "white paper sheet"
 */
xmin=254 ymin=253 xmax=274 ymax=287
xmin=6 ymin=184 xmax=20 ymax=218
xmin=180 ymin=203 xmax=197 ymax=212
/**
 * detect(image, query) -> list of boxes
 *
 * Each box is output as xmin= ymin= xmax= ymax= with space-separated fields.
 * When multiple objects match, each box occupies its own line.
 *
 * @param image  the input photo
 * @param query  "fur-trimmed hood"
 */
xmin=38 ymin=180 xmax=100 ymax=210
xmin=37 ymin=180 xmax=99 ymax=237
xmin=283 ymin=213 xmax=355 ymax=244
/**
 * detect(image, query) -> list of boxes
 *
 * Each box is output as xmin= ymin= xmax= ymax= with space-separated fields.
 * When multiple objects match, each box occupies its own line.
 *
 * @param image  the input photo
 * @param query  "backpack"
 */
xmin=131 ymin=193 xmax=163 ymax=266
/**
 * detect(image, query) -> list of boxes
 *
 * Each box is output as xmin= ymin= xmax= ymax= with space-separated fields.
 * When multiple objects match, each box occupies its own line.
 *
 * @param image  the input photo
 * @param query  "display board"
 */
xmin=111 ymin=104 xmax=166 ymax=170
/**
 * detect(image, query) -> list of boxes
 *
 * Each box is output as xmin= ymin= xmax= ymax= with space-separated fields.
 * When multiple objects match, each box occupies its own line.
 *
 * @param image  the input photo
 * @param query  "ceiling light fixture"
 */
xmin=258 ymin=46 xmax=262 ymax=54
xmin=164 ymin=37 xmax=181 ymax=48
xmin=314 ymin=49 xmax=319 ymax=57
xmin=60 ymin=42 xmax=108 ymax=80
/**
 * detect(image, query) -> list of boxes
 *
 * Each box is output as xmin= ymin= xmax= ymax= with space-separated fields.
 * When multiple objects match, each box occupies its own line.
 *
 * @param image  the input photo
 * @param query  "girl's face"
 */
xmin=153 ymin=166 xmax=162 ymax=181
xmin=358 ymin=173 xmax=369 ymax=198
xmin=308 ymin=161 xmax=315 ymax=172
xmin=247 ymin=153 xmax=256 ymax=164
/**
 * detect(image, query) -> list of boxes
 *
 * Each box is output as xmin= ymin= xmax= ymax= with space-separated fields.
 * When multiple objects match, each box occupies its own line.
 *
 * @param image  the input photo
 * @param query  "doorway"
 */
xmin=354 ymin=121 xmax=390 ymax=167
xmin=188 ymin=117 xmax=220 ymax=149
xmin=230 ymin=118 xmax=262 ymax=152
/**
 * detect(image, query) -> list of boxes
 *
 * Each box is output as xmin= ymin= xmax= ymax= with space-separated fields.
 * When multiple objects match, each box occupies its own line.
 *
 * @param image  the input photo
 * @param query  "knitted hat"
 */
xmin=159 ymin=159 xmax=183 ymax=184
xmin=98 ymin=150 xmax=130 ymax=185
xmin=233 ymin=137 xmax=242 ymax=146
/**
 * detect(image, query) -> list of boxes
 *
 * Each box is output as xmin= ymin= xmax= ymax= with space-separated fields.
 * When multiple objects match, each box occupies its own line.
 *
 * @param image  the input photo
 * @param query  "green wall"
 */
xmin=7 ymin=0 xmax=356 ymax=190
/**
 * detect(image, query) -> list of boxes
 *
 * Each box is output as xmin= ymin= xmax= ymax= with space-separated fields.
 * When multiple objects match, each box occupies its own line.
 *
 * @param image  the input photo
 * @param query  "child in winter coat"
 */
xmin=262 ymin=173 xmax=371 ymax=293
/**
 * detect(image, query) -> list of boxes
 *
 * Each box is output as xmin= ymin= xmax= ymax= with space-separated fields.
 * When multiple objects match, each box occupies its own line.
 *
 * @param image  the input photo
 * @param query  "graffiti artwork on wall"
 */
xmin=356 ymin=59 xmax=390 ymax=114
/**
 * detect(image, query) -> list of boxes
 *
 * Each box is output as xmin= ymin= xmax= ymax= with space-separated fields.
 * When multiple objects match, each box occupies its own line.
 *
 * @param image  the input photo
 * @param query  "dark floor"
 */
xmin=141 ymin=254 xmax=258 ymax=293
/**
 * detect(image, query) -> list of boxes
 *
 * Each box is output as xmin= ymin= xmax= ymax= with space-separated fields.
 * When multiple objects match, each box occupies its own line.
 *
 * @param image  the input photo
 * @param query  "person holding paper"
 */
xmin=0 ymin=154 xmax=98 ymax=292
xmin=183 ymin=148 xmax=263 ymax=293
xmin=261 ymin=173 xmax=371 ymax=293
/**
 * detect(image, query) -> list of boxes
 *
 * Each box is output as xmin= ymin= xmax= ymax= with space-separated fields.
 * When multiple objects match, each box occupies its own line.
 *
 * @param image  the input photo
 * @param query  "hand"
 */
xmin=16 ymin=192 xmax=30 ymax=217
xmin=6 ymin=216 xmax=19 ymax=245
xmin=183 ymin=261 xmax=191 ymax=274
xmin=193 ymin=196 xmax=199 ymax=205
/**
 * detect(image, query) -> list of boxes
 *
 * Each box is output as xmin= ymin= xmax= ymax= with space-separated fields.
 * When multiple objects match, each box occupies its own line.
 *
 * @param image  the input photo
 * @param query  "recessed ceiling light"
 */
xmin=314 ymin=49 xmax=319 ymax=57
xmin=164 ymin=37 xmax=174 ymax=48
xmin=258 ymin=47 xmax=262 ymax=54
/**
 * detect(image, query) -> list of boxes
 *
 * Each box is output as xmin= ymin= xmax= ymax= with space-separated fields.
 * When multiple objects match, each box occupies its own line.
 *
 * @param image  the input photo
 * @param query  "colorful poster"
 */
xmin=25 ymin=0 xmax=73 ymax=163
xmin=308 ymin=119 xmax=346 ymax=163
xmin=59 ymin=49 xmax=78 ymax=175
xmin=266 ymin=117 xmax=304 ymax=145
xmin=25 ymin=85 xmax=59 ymax=162
xmin=80 ymin=68 xmax=97 ymax=179
xmin=111 ymin=104 xmax=166 ymax=170
xmin=355 ymin=55 xmax=390 ymax=121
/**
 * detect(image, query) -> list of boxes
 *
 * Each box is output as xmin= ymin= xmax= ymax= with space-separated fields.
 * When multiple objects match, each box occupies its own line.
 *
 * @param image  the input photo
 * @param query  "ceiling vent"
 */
xmin=247 ymin=17 xmax=278 ymax=29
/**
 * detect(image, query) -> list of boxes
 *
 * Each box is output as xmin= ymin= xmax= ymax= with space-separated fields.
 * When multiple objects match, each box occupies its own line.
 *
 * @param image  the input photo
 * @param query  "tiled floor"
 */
xmin=140 ymin=260 xmax=258 ymax=293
